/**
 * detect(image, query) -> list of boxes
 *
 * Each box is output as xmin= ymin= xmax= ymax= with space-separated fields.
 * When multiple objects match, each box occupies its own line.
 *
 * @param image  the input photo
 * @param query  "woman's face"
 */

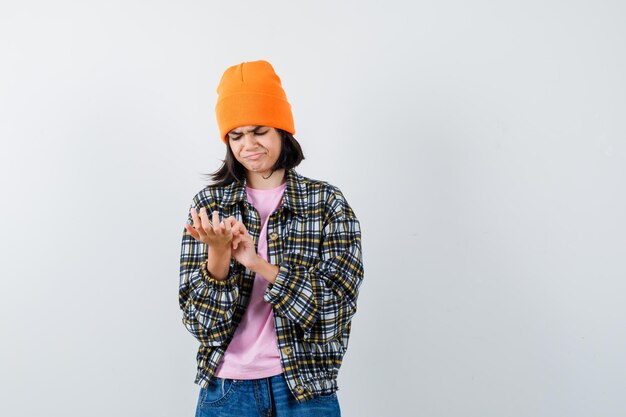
xmin=227 ymin=125 xmax=282 ymax=175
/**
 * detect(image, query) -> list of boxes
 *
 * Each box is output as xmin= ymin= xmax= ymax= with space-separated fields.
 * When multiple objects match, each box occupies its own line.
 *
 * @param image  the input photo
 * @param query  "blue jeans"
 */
xmin=194 ymin=373 xmax=341 ymax=417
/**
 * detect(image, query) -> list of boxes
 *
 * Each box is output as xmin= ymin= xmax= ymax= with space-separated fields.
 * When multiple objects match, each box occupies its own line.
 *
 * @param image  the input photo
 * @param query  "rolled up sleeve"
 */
xmin=178 ymin=198 xmax=240 ymax=347
xmin=264 ymin=188 xmax=364 ymax=344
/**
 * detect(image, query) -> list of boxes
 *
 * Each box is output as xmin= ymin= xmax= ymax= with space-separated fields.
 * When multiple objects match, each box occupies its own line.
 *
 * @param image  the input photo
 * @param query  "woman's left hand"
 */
xmin=230 ymin=221 xmax=260 ymax=270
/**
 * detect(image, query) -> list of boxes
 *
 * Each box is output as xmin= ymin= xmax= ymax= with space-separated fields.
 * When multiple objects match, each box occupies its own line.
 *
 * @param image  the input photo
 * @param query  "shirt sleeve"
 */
xmin=178 ymin=195 xmax=240 ymax=347
xmin=263 ymin=187 xmax=364 ymax=344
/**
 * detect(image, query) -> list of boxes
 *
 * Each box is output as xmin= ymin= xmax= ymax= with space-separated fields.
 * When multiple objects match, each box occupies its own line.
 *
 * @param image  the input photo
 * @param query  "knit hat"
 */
xmin=215 ymin=60 xmax=295 ymax=143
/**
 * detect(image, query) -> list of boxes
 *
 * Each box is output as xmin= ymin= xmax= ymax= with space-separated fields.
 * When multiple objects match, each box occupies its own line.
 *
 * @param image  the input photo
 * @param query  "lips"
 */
xmin=246 ymin=153 xmax=263 ymax=160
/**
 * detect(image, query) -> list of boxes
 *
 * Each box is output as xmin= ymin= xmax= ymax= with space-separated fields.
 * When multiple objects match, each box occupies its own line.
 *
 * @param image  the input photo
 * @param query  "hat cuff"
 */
xmin=216 ymin=93 xmax=295 ymax=143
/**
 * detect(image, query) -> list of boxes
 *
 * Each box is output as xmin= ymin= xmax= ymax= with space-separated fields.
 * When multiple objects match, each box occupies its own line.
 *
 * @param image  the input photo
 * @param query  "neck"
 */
xmin=246 ymin=168 xmax=286 ymax=190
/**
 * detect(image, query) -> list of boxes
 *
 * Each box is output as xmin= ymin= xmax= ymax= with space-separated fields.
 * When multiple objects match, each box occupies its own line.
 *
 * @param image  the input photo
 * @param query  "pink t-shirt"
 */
xmin=214 ymin=181 xmax=286 ymax=379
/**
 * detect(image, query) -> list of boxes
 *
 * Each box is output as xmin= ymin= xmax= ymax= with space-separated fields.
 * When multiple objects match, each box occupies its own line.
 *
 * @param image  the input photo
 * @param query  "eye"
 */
xmin=229 ymin=135 xmax=241 ymax=141
xmin=255 ymin=130 xmax=268 ymax=135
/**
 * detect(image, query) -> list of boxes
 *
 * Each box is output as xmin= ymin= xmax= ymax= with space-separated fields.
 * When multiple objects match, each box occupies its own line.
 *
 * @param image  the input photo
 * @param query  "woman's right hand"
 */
xmin=185 ymin=207 xmax=236 ymax=253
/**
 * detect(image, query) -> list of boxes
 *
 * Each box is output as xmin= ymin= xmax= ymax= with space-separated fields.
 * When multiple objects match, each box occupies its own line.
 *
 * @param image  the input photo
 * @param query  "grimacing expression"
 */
xmin=228 ymin=125 xmax=282 ymax=174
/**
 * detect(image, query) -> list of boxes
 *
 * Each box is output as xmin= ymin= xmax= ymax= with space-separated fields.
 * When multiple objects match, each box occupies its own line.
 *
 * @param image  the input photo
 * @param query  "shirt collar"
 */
xmin=219 ymin=169 xmax=308 ymax=215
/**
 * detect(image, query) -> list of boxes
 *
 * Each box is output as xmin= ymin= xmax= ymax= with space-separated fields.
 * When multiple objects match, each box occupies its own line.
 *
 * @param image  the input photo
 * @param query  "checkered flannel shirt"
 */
xmin=179 ymin=168 xmax=364 ymax=403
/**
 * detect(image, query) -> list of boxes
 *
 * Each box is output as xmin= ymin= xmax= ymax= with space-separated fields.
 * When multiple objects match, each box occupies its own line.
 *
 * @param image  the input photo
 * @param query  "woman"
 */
xmin=179 ymin=60 xmax=364 ymax=417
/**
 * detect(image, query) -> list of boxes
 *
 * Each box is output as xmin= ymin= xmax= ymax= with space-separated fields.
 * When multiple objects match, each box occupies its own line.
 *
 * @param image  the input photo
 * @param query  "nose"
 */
xmin=241 ymin=132 xmax=259 ymax=148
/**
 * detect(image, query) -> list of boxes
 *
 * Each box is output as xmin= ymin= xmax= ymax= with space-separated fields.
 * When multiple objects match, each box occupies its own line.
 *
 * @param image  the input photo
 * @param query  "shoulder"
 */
xmin=293 ymin=171 xmax=354 ymax=216
xmin=297 ymin=172 xmax=337 ymax=191
xmin=294 ymin=171 xmax=343 ymax=199
xmin=188 ymin=183 xmax=230 ymax=210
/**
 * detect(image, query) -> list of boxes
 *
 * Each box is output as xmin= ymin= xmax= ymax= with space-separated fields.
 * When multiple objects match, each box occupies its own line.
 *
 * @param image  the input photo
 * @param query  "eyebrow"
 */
xmin=228 ymin=126 xmax=266 ymax=137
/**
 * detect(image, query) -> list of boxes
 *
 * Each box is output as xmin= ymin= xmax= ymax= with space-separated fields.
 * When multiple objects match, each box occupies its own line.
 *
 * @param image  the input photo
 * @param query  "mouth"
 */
xmin=245 ymin=153 xmax=264 ymax=160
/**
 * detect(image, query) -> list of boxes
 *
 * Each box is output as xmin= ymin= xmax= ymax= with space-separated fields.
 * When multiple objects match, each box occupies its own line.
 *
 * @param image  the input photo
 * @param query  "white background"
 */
xmin=1 ymin=1 xmax=625 ymax=416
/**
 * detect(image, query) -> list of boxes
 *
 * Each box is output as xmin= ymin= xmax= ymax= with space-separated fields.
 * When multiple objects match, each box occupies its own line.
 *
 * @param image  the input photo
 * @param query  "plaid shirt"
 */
xmin=178 ymin=169 xmax=364 ymax=403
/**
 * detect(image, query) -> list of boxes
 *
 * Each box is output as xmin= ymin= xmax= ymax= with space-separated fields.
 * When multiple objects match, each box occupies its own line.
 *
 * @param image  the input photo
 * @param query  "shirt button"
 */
xmin=269 ymin=232 xmax=279 ymax=241
xmin=282 ymin=346 xmax=293 ymax=355
xmin=295 ymin=385 xmax=305 ymax=395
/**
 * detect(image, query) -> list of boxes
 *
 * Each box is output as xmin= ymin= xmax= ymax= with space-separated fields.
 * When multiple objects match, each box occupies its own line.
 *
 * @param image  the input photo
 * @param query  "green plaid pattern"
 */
xmin=179 ymin=169 xmax=364 ymax=403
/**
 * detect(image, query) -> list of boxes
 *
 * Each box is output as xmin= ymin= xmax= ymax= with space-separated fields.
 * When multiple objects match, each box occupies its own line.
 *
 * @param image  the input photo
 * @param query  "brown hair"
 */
xmin=203 ymin=128 xmax=305 ymax=187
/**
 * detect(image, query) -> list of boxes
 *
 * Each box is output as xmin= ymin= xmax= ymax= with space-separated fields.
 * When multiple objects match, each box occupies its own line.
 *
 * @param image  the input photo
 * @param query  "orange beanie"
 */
xmin=215 ymin=60 xmax=295 ymax=143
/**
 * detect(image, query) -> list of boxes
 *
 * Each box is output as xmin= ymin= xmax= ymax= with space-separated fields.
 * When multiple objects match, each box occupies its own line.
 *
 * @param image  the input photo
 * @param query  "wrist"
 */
xmin=247 ymin=254 xmax=264 ymax=272
xmin=206 ymin=246 xmax=231 ymax=281
xmin=250 ymin=256 xmax=279 ymax=284
xmin=208 ymin=245 xmax=231 ymax=259
xmin=204 ymin=259 xmax=231 ymax=281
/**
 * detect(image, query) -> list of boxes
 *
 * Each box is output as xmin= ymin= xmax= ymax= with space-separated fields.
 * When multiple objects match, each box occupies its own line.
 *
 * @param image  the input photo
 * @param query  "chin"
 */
xmin=246 ymin=165 xmax=269 ymax=173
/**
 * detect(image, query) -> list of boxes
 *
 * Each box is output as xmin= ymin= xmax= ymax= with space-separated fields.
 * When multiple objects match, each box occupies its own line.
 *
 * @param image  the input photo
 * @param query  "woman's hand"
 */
xmin=230 ymin=221 xmax=260 ymax=270
xmin=185 ymin=207 xmax=236 ymax=253
xmin=229 ymin=221 xmax=279 ymax=284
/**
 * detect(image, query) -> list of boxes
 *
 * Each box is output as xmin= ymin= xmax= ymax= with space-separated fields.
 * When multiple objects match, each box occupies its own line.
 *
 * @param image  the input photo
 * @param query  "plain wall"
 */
xmin=1 ymin=1 xmax=625 ymax=416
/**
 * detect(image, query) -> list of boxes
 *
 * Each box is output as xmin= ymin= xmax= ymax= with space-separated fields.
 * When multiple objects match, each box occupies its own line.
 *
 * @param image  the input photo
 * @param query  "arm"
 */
xmin=263 ymin=188 xmax=364 ymax=344
xmin=178 ymin=198 xmax=241 ymax=347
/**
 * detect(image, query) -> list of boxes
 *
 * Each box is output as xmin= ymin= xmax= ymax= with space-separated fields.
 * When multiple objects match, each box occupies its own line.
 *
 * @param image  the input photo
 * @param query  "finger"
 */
xmin=224 ymin=216 xmax=238 ymax=227
xmin=231 ymin=222 xmax=243 ymax=235
xmin=215 ymin=215 xmax=230 ymax=238
xmin=184 ymin=224 xmax=199 ymax=239
xmin=234 ymin=231 xmax=249 ymax=246
xmin=233 ymin=230 xmax=250 ymax=248
xmin=231 ymin=234 xmax=241 ymax=250
xmin=224 ymin=219 xmax=232 ymax=235
xmin=190 ymin=207 xmax=200 ymax=228
xmin=232 ymin=220 xmax=248 ymax=235
xmin=190 ymin=208 xmax=209 ymax=238
xmin=212 ymin=210 xmax=220 ymax=231
xmin=242 ymin=227 xmax=252 ymax=240
xmin=239 ymin=236 xmax=252 ymax=249
xmin=199 ymin=208 xmax=214 ymax=232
